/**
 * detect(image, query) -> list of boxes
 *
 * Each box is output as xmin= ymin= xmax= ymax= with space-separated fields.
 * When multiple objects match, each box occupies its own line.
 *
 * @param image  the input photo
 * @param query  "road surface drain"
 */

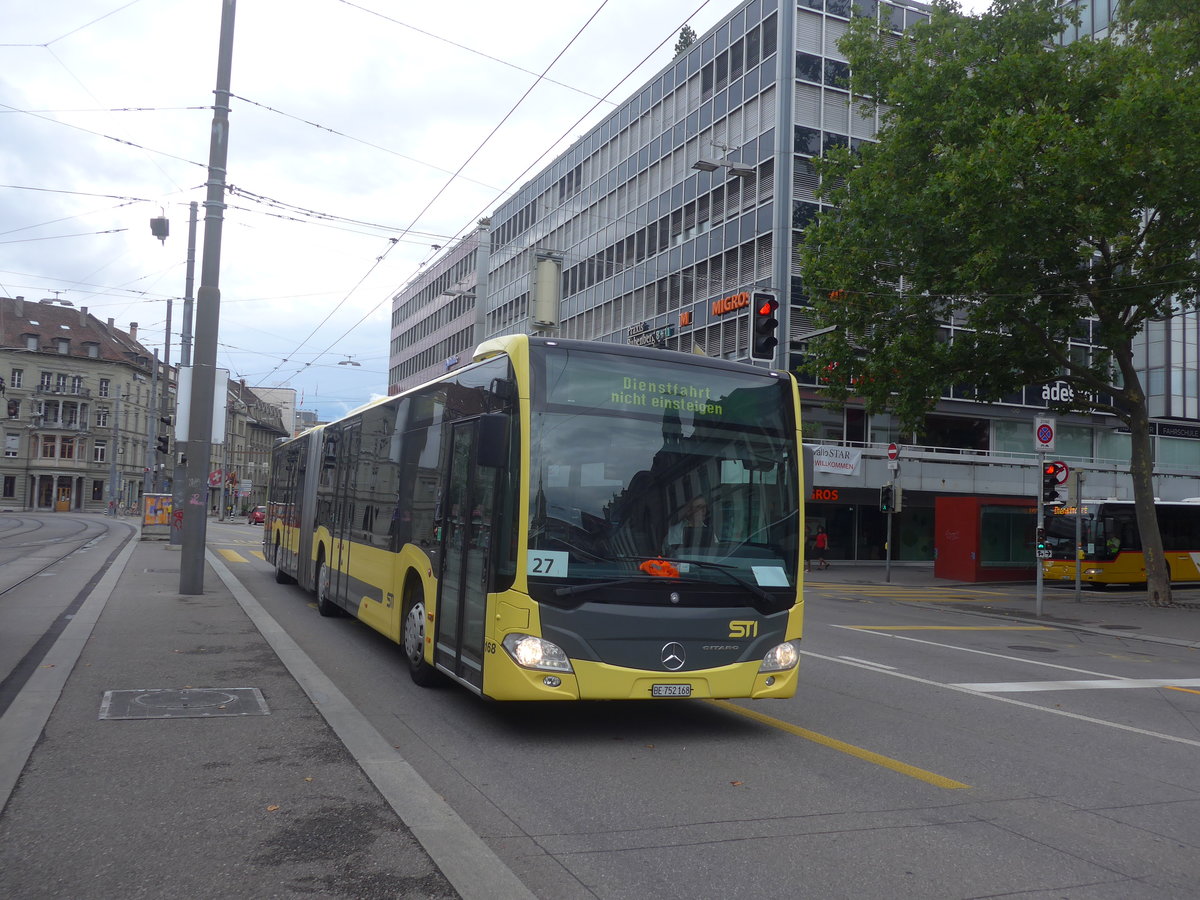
xmin=1006 ymin=645 xmax=1058 ymax=653
xmin=99 ymin=687 xmax=269 ymax=720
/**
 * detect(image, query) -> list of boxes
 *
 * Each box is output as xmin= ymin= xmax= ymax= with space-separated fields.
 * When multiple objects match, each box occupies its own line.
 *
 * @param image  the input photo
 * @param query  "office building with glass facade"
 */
xmin=388 ymin=0 xmax=1200 ymax=566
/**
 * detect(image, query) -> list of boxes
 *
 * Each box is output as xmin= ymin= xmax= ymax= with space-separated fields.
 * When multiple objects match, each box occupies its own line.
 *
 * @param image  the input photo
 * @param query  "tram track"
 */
xmin=0 ymin=516 xmax=116 ymax=597
xmin=0 ymin=516 xmax=136 ymax=718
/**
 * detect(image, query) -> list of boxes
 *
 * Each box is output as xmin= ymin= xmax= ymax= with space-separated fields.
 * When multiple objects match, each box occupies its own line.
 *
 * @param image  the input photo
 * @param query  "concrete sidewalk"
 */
xmin=0 ymin=535 xmax=533 ymax=900
xmin=804 ymin=562 xmax=1200 ymax=650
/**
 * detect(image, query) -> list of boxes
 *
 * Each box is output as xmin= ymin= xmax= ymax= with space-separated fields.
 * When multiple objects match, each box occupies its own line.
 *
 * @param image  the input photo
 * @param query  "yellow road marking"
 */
xmin=842 ymin=625 xmax=1050 ymax=632
xmin=707 ymin=699 xmax=970 ymax=790
xmin=249 ymin=550 xmax=265 ymax=561
xmin=216 ymin=549 xmax=247 ymax=563
xmin=1166 ymin=686 xmax=1200 ymax=696
xmin=806 ymin=583 xmax=1016 ymax=597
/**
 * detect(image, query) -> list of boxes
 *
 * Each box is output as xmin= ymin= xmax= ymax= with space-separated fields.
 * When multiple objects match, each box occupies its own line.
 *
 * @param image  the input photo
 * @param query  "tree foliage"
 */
xmin=798 ymin=0 xmax=1200 ymax=604
xmin=674 ymin=25 xmax=697 ymax=58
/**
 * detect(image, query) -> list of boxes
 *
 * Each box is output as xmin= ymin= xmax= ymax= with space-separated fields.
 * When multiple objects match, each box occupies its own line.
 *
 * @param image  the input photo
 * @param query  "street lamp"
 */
xmin=693 ymin=157 xmax=757 ymax=179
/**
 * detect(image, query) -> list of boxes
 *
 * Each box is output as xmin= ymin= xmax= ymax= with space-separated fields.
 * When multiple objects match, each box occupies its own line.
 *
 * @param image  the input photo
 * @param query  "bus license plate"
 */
xmin=652 ymin=684 xmax=692 ymax=698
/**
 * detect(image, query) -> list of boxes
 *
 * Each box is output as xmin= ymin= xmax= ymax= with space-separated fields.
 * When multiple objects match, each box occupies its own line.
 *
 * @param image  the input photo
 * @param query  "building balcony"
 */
xmin=34 ymin=385 xmax=92 ymax=399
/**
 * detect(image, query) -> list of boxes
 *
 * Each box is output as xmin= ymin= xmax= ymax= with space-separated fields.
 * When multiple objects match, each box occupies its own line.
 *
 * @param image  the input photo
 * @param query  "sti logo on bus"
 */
xmin=729 ymin=620 xmax=758 ymax=638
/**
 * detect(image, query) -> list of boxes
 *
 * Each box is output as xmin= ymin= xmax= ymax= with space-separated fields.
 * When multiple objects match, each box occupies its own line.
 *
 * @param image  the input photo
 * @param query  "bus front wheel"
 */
xmin=402 ymin=582 xmax=439 ymax=687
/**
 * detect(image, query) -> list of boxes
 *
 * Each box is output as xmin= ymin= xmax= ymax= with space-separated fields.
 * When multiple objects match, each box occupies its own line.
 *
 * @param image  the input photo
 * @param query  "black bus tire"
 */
xmin=273 ymin=537 xmax=296 ymax=585
xmin=314 ymin=554 xmax=343 ymax=617
xmin=402 ymin=580 xmax=440 ymax=687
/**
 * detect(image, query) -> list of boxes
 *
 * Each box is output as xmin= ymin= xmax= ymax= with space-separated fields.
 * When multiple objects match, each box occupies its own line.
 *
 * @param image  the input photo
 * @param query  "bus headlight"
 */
xmin=759 ymin=640 xmax=800 ymax=673
xmin=501 ymin=633 xmax=574 ymax=673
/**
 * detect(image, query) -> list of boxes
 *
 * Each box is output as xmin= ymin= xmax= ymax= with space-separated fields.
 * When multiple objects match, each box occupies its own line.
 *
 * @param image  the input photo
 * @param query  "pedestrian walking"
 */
xmin=812 ymin=526 xmax=830 ymax=570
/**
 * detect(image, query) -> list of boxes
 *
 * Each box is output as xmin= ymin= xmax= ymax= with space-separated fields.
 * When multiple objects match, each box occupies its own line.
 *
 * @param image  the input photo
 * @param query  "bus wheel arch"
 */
xmin=401 ymin=572 xmax=440 ymax=686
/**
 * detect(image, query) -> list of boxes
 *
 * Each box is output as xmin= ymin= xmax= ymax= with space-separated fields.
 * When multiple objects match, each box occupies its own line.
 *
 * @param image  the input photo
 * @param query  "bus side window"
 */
xmin=1099 ymin=517 xmax=1120 ymax=559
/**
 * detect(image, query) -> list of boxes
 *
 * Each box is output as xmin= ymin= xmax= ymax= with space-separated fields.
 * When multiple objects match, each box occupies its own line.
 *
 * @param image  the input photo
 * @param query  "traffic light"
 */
xmin=1035 ymin=526 xmax=1048 ymax=555
xmin=751 ymin=292 xmax=779 ymax=360
xmin=1041 ymin=463 xmax=1060 ymax=501
xmin=879 ymin=483 xmax=894 ymax=513
xmin=156 ymin=434 xmax=169 ymax=454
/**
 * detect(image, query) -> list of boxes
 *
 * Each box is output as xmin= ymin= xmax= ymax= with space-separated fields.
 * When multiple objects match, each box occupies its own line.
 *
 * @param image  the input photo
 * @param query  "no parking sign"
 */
xmin=1034 ymin=417 xmax=1056 ymax=452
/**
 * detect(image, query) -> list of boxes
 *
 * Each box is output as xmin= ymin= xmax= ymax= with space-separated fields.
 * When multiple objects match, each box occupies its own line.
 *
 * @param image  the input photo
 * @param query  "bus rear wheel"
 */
xmin=402 ymin=583 xmax=439 ymax=687
xmin=314 ymin=555 xmax=343 ymax=617
xmin=273 ymin=537 xmax=295 ymax=585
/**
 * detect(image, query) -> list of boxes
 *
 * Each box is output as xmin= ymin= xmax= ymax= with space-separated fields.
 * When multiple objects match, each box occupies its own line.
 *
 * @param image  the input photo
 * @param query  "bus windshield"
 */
xmin=528 ymin=347 xmax=799 ymax=594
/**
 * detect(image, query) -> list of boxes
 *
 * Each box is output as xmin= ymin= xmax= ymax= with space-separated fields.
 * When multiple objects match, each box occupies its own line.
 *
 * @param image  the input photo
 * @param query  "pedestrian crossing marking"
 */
xmin=217 ymin=549 xmax=247 ymax=563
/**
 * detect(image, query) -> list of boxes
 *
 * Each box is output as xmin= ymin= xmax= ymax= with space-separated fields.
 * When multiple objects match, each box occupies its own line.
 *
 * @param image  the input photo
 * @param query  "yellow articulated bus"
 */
xmin=1042 ymin=499 xmax=1200 ymax=587
xmin=265 ymin=335 xmax=805 ymax=701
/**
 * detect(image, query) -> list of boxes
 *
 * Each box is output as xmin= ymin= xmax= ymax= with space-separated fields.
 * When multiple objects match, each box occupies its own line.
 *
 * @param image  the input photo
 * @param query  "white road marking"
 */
xmin=955 ymin=678 xmax=1200 ymax=693
xmin=829 ymin=623 xmax=1128 ymax=679
xmin=838 ymin=656 xmax=897 ymax=670
xmin=800 ymin=650 xmax=1200 ymax=750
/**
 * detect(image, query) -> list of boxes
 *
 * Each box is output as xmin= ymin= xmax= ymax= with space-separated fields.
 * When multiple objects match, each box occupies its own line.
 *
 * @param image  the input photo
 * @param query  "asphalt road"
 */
xmin=204 ymin=521 xmax=1200 ymax=900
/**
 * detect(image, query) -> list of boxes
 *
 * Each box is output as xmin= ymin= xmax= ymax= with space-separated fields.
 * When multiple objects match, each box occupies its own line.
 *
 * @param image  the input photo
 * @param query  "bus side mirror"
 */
xmin=477 ymin=413 xmax=508 ymax=468
xmin=488 ymin=377 xmax=517 ymax=412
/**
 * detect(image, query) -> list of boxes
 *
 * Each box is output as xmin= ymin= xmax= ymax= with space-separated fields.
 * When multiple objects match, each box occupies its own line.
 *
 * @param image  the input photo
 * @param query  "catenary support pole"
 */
xmin=180 ymin=0 xmax=236 ymax=594
xmin=170 ymin=202 xmax=198 ymax=546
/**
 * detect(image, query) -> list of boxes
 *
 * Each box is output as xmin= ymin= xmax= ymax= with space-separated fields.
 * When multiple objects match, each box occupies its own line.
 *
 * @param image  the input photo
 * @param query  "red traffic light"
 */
xmin=751 ymin=292 xmax=779 ymax=360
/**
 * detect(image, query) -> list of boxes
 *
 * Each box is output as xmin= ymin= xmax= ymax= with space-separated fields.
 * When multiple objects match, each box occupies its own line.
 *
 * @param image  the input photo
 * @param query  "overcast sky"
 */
xmin=1 ymin=0 xmax=991 ymax=420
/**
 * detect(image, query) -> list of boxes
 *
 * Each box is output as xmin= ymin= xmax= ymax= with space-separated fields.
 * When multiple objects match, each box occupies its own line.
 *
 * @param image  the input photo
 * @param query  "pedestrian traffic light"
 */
xmin=879 ymin=483 xmax=894 ymax=513
xmin=751 ymin=292 xmax=779 ymax=360
xmin=156 ymin=434 xmax=169 ymax=454
xmin=1042 ymin=463 xmax=1060 ymax=501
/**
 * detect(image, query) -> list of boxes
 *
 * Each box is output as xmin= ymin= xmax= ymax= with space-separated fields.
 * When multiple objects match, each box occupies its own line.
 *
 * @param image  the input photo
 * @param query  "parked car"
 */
xmin=248 ymin=506 xmax=266 ymax=525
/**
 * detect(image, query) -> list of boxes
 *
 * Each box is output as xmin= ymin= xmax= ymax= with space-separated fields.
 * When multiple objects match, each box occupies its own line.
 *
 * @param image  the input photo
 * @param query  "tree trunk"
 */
xmin=1127 ymin=401 xmax=1172 ymax=606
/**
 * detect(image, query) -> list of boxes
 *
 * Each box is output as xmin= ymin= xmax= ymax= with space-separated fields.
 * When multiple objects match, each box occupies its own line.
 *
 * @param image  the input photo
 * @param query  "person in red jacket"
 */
xmin=806 ymin=526 xmax=830 ymax=572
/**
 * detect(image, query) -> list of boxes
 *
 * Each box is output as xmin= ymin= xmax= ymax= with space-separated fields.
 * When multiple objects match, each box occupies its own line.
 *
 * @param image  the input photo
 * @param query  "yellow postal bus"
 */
xmin=1042 ymin=499 xmax=1200 ymax=587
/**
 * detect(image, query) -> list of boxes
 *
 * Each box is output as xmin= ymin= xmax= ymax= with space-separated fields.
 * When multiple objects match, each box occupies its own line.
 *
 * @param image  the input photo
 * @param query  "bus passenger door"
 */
xmin=435 ymin=419 xmax=497 ymax=691
xmin=330 ymin=422 xmax=360 ymax=610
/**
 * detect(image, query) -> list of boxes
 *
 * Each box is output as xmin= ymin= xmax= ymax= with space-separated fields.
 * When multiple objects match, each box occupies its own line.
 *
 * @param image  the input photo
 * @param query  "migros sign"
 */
xmin=711 ymin=291 xmax=750 ymax=316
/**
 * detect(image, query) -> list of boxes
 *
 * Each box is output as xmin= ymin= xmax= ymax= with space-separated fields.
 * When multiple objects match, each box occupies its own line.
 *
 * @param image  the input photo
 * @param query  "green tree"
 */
xmin=674 ymin=24 xmax=697 ymax=58
xmin=799 ymin=0 xmax=1200 ymax=605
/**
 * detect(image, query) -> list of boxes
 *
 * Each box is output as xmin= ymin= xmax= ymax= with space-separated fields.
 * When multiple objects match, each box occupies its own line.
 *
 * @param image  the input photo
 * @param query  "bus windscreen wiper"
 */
xmin=676 ymin=558 xmax=776 ymax=603
xmin=554 ymin=578 xmax=648 ymax=597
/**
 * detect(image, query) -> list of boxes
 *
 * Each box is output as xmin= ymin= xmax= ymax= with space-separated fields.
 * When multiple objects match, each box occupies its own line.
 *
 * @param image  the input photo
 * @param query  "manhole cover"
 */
xmin=99 ymin=687 xmax=269 ymax=720
xmin=1006 ymin=645 xmax=1058 ymax=653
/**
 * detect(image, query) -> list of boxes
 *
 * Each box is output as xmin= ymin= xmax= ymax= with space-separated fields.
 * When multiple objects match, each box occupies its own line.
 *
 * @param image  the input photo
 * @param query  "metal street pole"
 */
xmin=170 ymin=202 xmax=198 ymax=547
xmin=144 ymin=349 xmax=158 ymax=496
xmin=180 ymin=0 xmax=236 ymax=595
xmin=1036 ymin=450 xmax=1045 ymax=617
xmin=107 ymin=393 xmax=121 ymax=516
